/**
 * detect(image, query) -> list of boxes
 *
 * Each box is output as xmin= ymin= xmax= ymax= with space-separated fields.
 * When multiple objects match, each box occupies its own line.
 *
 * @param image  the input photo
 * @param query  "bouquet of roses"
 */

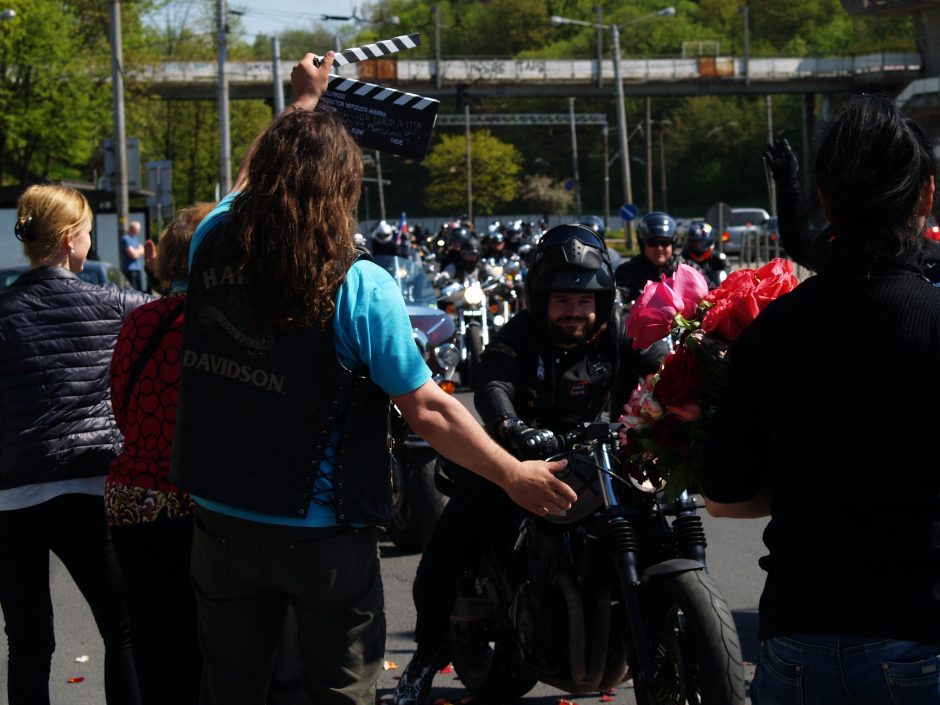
xmin=621 ymin=258 xmax=799 ymax=499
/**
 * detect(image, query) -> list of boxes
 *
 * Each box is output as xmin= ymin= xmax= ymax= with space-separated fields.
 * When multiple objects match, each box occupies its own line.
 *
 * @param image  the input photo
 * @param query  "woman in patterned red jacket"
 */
xmin=106 ymin=202 xmax=213 ymax=705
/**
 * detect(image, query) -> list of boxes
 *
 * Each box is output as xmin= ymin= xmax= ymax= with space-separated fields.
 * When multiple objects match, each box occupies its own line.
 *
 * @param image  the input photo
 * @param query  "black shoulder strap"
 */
xmin=122 ymin=298 xmax=187 ymax=410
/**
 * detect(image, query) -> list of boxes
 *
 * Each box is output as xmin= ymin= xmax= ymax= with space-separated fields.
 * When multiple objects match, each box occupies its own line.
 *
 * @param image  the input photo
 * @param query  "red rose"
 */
xmin=655 ymin=345 xmax=705 ymax=407
xmin=703 ymin=288 xmax=763 ymax=342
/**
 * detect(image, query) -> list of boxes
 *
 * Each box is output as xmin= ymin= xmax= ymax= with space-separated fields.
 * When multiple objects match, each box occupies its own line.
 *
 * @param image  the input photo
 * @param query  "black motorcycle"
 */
xmin=449 ymin=422 xmax=746 ymax=705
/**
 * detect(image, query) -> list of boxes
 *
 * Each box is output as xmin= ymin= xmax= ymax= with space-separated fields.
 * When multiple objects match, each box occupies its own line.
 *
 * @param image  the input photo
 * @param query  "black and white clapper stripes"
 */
xmin=332 ymin=33 xmax=421 ymax=67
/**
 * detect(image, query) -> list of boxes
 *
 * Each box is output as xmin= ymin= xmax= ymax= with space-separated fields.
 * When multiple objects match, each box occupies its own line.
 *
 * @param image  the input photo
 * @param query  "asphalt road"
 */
xmin=0 ymin=390 xmax=770 ymax=705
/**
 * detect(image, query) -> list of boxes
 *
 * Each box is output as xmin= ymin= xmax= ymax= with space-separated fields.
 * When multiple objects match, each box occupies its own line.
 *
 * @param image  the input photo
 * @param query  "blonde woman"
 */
xmin=0 ymin=184 xmax=150 ymax=705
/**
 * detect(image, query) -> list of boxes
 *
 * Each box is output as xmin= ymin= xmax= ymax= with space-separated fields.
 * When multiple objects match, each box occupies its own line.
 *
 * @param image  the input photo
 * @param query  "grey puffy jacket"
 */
xmin=0 ymin=266 xmax=151 ymax=490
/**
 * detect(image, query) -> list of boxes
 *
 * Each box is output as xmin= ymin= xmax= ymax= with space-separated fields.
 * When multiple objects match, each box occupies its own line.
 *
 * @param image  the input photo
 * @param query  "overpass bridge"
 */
xmin=137 ymin=52 xmax=924 ymax=101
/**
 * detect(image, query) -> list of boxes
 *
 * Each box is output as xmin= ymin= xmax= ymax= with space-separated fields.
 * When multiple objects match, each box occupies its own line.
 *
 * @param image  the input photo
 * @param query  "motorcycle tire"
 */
xmin=464 ymin=323 xmax=483 ymax=391
xmin=636 ymin=570 xmax=746 ymax=705
xmin=449 ymin=625 xmax=537 ymax=700
xmin=387 ymin=447 xmax=448 ymax=554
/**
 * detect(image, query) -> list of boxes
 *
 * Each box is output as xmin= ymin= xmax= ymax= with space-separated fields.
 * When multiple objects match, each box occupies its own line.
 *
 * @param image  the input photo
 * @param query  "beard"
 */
xmin=547 ymin=316 xmax=591 ymax=344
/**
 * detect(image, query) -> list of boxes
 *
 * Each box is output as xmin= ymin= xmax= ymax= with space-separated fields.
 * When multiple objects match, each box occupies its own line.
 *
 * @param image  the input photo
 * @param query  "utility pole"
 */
xmin=594 ymin=5 xmax=604 ymax=88
xmin=766 ymin=94 xmax=776 ymax=215
xmin=465 ymin=101 xmax=473 ymax=224
xmin=217 ymin=0 xmax=232 ymax=194
xmin=645 ymin=97 xmax=653 ymax=213
xmin=611 ymin=24 xmax=635 ymax=248
xmin=569 ymin=97 xmax=582 ymax=219
xmin=741 ymin=5 xmax=750 ymax=87
xmin=659 ymin=128 xmax=668 ymax=213
xmin=108 ymin=0 xmax=129 ymax=235
xmin=434 ymin=4 xmax=443 ymax=90
xmin=602 ymin=125 xmax=610 ymax=231
xmin=375 ymin=150 xmax=386 ymax=221
xmin=272 ymin=36 xmax=284 ymax=113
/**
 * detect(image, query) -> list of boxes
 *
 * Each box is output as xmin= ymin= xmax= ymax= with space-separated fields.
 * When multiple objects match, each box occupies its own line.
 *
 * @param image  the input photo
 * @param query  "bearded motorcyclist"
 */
xmin=394 ymin=224 xmax=665 ymax=705
xmin=614 ymin=211 xmax=682 ymax=303
xmin=680 ymin=221 xmax=728 ymax=289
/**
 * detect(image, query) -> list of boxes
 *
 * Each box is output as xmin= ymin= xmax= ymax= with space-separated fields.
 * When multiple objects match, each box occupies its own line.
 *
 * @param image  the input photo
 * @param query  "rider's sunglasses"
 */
xmin=645 ymin=239 xmax=673 ymax=248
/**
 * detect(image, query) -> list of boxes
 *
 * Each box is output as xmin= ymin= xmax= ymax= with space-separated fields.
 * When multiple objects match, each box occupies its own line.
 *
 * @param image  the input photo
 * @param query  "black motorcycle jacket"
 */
xmin=0 ymin=267 xmax=151 ymax=490
xmin=474 ymin=310 xmax=662 ymax=455
xmin=681 ymin=250 xmax=727 ymax=289
xmin=170 ymin=225 xmax=392 ymax=524
xmin=614 ymin=253 xmax=681 ymax=303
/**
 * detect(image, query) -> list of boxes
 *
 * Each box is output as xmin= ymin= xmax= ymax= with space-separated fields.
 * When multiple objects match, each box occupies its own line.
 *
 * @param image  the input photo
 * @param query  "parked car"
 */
xmin=0 ymin=260 xmax=132 ymax=292
xmin=720 ymin=207 xmax=770 ymax=256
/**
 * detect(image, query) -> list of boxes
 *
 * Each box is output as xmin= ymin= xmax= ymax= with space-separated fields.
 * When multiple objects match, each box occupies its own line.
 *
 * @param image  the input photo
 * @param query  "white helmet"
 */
xmin=372 ymin=220 xmax=395 ymax=244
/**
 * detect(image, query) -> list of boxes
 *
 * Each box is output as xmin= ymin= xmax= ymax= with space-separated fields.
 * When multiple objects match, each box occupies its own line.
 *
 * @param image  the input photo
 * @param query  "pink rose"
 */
xmin=626 ymin=277 xmax=684 ymax=349
xmin=667 ymin=264 xmax=709 ymax=319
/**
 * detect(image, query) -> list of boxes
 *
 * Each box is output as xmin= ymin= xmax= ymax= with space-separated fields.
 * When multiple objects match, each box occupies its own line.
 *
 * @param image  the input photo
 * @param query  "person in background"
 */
xmin=169 ymin=51 xmax=574 ymax=705
xmin=121 ymin=219 xmax=146 ymax=291
xmin=0 ymin=183 xmax=150 ymax=705
xmin=614 ymin=211 xmax=681 ymax=303
xmin=106 ymin=202 xmax=214 ymax=705
xmin=705 ymin=95 xmax=940 ymax=704
xmin=679 ymin=221 xmax=727 ymax=289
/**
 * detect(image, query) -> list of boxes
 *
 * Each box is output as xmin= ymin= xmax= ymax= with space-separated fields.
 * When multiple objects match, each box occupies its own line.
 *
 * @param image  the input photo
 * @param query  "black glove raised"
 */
xmin=499 ymin=417 xmax=561 ymax=460
xmin=762 ymin=137 xmax=799 ymax=187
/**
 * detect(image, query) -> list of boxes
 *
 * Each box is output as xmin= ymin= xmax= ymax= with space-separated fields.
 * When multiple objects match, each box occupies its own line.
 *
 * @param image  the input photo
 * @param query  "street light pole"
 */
xmin=217 ymin=0 xmax=232 ymax=194
xmin=610 ymin=24 xmax=634 ymax=247
xmin=108 ymin=0 xmax=129 ymax=234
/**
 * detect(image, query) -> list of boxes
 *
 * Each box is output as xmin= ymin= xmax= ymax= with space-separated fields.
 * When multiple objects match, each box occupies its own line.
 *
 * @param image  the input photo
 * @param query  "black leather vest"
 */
xmin=170 ymin=224 xmax=392 ymax=524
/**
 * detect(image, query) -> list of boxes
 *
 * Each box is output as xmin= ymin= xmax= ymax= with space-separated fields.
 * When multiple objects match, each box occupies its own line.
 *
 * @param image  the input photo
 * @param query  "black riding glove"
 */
xmin=763 ymin=138 xmax=799 ymax=187
xmin=499 ymin=417 xmax=561 ymax=460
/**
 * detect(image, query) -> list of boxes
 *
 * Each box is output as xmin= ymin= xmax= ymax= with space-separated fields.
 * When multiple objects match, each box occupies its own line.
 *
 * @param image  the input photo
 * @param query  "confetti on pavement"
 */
xmin=383 ymin=660 xmax=399 ymax=670
xmin=438 ymin=664 xmax=454 ymax=674
xmin=67 ymin=677 xmax=85 ymax=684
xmin=75 ymin=655 xmax=90 ymax=663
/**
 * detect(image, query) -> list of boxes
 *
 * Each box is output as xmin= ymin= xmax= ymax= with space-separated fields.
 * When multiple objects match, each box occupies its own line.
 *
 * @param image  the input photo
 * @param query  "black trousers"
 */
xmin=191 ymin=507 xmax=385 ymax=705
xmin=111 ymin=516 xmax=202 ymax=705
xmin=0 ymin=493 xmax=141 ymax=705
xmin=412 ymin=473 xmax=517 ymax=648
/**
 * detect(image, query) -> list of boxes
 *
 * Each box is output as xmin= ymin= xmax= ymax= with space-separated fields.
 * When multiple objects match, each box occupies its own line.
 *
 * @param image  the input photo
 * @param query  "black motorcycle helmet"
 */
xmin=685 ymin=221 xmax=715 ymax=260
xmin=458 ymin=232 xmax=482 ymax=264
xmin=524 ymin=224 xmax=615 ymax=337
xmin=637 ymin=211 xmax=677 ymax=245
xmin=577 ymin=215 xmax=606 ymax=241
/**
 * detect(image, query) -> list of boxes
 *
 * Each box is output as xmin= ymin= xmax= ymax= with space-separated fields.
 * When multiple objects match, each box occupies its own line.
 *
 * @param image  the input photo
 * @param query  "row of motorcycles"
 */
xmin=375 ymin=220 xmax=746 ymax=705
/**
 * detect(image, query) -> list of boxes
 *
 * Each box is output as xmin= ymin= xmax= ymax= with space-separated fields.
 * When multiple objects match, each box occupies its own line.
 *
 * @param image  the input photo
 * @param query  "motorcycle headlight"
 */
xmin=434 ymin=343 xmax=460 ymax=373
xmin=493 ymin=314 xmax=506 ymax=327
xmin=463 ymin=283 xmax=485 ymax=306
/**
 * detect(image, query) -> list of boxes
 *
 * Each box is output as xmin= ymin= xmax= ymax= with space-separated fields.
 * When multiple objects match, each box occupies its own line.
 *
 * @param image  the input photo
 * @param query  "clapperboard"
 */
xmin=315 ymin=33 xmax=439 ymax=160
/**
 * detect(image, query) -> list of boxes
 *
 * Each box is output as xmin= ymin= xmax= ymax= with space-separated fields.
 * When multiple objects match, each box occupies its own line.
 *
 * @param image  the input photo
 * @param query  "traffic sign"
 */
xmin=620 ymin=203 xmax=638 ymax=221
xmin=564 ymin=178 xmax=576 ymax=192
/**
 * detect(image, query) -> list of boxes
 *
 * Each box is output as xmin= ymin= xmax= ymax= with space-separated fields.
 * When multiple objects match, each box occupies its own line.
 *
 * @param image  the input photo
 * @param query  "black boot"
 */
xmin=393 ymin=643 xmax=451 ymax=705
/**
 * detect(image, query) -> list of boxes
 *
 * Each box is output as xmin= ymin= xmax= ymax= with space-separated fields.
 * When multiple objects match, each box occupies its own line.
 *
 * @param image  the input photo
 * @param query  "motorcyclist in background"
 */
xmin=441 ymin=231 xmax=483 ymax=284
xmin=679 ymin=221 xmax=728 ymax=289
xmin=394 ymin=224 xmax=666 ymax=705
xmin=437 ymin=224 xmax=472 ymax=275
xmin=504 ymin=219 xmax=526 ymax=254
xmin=370 ymin=220 xmax=399 ymax=256
xmin=614 ymin=211 xmax=682 ymax=304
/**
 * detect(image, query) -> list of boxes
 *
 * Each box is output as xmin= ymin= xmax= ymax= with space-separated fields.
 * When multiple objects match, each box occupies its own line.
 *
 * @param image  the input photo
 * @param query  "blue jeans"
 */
xmin=752 ymin=634 xmax=940 ymax=705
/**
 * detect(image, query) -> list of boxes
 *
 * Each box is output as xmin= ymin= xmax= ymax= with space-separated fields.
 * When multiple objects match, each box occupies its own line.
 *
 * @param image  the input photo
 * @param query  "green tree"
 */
xmin=0 ymin=1 xmax=109 ymax=183
xmin=424 ymin=130 xmax=520 ymax=214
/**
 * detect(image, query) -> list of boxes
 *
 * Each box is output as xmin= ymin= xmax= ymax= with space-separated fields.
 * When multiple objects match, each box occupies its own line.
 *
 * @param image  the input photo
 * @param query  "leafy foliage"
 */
xmin=424 ymin=131 xmax=520 ymax=214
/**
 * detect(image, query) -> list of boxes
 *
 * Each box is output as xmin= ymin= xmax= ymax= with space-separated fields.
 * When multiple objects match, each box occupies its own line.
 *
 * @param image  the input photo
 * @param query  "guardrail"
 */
xmin=139 ymin=52 xmax=921 ymax=87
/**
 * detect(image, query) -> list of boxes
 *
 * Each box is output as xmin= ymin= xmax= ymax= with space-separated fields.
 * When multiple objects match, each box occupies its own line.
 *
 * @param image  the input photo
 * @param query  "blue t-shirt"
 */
xmin=120 ymin=233 xmax=142 ymax=271
xmin=187 ymin=194 xmax=431 ymax=526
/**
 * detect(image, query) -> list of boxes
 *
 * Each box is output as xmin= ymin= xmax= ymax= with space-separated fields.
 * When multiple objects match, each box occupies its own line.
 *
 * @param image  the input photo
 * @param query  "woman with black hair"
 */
xmin=704 ymin=95 xmax=940 ymax=704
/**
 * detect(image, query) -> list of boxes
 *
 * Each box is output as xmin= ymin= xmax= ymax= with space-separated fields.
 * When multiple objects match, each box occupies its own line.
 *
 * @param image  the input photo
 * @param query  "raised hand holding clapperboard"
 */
xmin=313 ymin=33 xmax=439 ymax=160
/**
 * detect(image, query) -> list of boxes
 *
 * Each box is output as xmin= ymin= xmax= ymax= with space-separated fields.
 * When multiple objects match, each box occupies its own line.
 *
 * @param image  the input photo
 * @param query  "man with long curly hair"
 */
xmin=169 ymin=52 xmax=576 ymax=705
